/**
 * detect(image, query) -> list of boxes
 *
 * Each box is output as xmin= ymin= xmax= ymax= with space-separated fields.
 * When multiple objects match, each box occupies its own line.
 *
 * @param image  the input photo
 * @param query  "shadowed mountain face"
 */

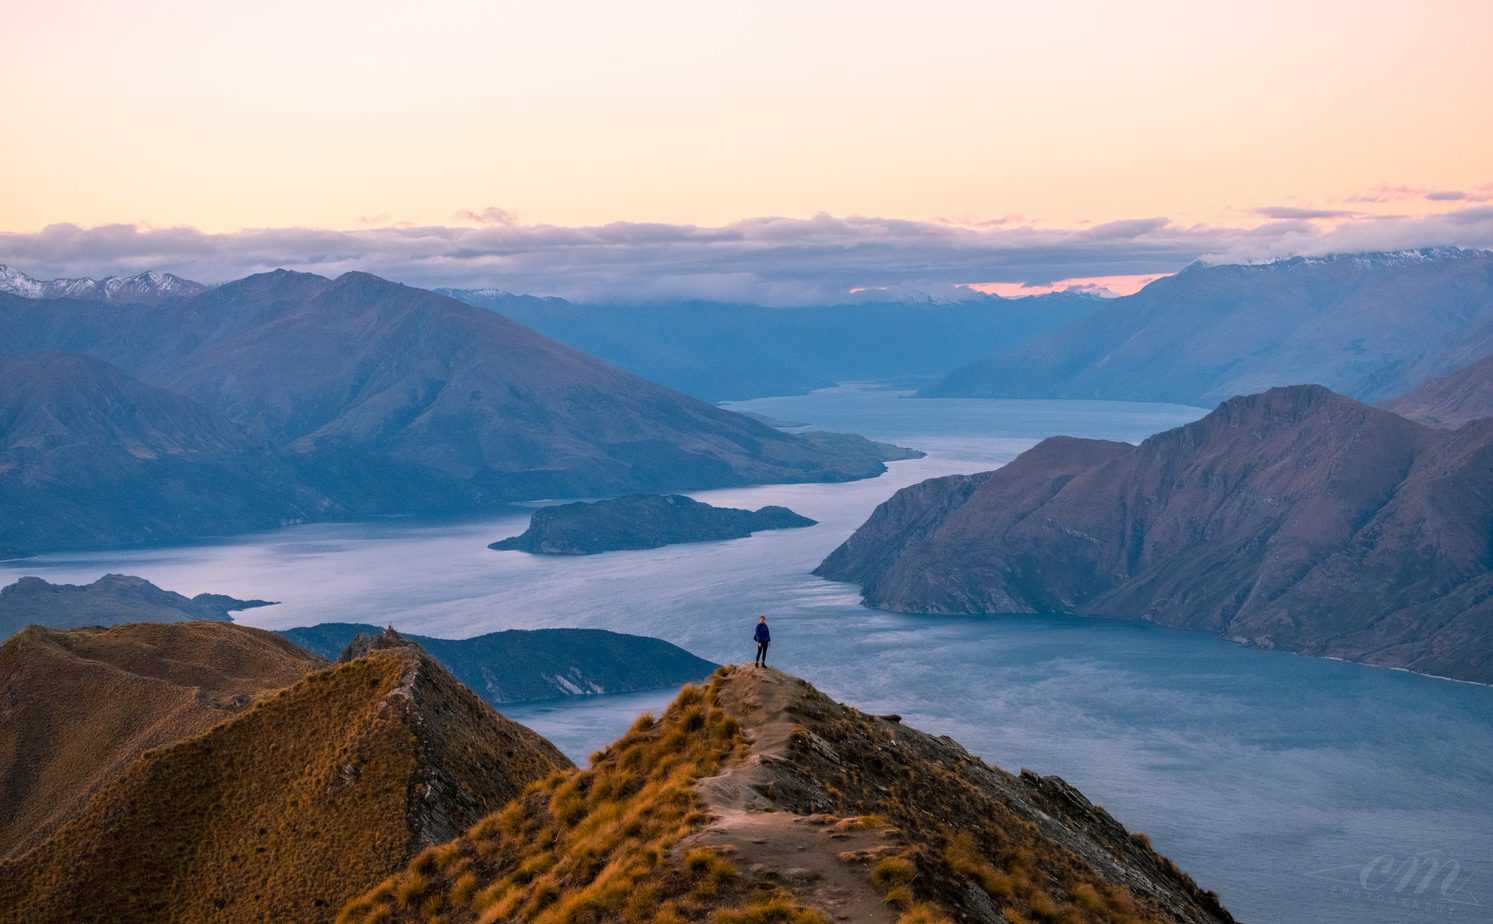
xmin=1386 ymin=352 xmax=1493 ymax=428
xmin=443 ymin=289 xmax=1105 ymax=401
xmin=819 ymin=385 xmax=1493 ymax=682
xmin=489 ymin=493 xmax=817 ymax=555
xmin=279 ymin=624 xmax=717 ymax=703
xmin=0 ymin=353 xmax=332 ymax=557
xmin=0 ymin=622 xmax=321 ymax=859
xmin=0 ymin=628 xmax=570 ymax=923
xmin=0 ymin=272 xmax=911 ymax=554
xmin=925 ymin=248 xmax=1493 ymax=405
xmin=0 ymin=573 xmax=274 ymax=641
xmin=344 ymin=666 xmax=1233 ymax=924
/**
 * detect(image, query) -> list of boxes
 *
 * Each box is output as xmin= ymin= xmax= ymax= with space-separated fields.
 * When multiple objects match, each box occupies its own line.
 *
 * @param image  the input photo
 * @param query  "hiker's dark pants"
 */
xmin=755 ymin=641 xmax=769 ymax=666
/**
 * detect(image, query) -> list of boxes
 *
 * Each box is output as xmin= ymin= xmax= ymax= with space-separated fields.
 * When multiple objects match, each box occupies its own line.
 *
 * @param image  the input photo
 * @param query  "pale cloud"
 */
xmin=3 ymin=208 xmax=1492 ymax=306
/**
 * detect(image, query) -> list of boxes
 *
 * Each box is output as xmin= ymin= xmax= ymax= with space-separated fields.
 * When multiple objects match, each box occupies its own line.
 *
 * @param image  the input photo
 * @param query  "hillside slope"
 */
xmin=819 ymin=385 xmax=1493 ymax=682
xmin=0 ymin=274 xmax=912 ymax=540
xmin=1385 ymin=352 xmax=1493 ymax=427
xmin=0 ymin=622 xmax=320 ymax=859
xmin=280 ymin=624 xmax=717 ymax=703
xmin=0 ymin=573 xmax=275 ymax=641
xmin=0 ymin=635 xmax=570 ymax=922
xmin=925 ymin=248 xmax=1493 ymax=405
xmin=0 ymin=352 xmax=331 ymax=556
xmin=445 ymin=289 xmax=1104 ymax=401
xmin=342 ymin=666 xmax=1232 ymax=924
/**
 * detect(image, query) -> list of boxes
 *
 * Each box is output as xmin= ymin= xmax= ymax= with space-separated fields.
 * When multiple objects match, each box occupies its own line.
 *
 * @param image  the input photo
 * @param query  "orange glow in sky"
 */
xmin=1 ymin=1 xmax=1490 ymax=235
xmin=966 ymin=274 xmax=1172 ymax=298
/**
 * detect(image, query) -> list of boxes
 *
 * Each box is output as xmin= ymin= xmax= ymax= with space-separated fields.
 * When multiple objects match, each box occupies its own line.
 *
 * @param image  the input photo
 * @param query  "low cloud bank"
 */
xmin=3 ymin=207 xmax=1492 ymax=305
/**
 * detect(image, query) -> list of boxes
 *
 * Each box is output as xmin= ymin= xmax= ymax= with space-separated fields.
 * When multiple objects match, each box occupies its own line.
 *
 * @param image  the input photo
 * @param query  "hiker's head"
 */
xmin=758 ymin=615 xmax=766 ymax=623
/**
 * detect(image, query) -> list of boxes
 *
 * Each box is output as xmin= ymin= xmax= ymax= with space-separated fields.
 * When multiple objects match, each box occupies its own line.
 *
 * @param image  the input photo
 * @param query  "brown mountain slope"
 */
xmin=0 ymin=635 xmax=570 ymax=923
xmin=0 ymin=621 xmax=320 ymax=859
xmin=1386 ymin=352 xmax=1493 ymax=427
xmin=818 ymin=385 xmax=1493 ymax=682
xmin=341 ymin=666 xmax=1232 ymax=924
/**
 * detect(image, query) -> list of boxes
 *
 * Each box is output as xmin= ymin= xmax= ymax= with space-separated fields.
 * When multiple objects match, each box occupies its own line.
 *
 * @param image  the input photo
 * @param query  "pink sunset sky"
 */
xmin=2 ymin=0 xmax=1490 ymax=302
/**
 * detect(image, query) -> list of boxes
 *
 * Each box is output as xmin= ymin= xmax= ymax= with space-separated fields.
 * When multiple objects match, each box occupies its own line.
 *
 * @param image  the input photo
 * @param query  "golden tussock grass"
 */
xmin=338 ymin=667 xmax=830 ymax=924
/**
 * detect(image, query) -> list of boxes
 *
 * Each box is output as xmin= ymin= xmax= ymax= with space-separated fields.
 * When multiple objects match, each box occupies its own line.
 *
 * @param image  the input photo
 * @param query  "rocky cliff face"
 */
xmin=0 ymin=634 xmax=570 ymax=923
xmin=0 ymin=573 xmax=275 ymax=640
xmin=1386 ymin=352 xmax=1493 ymax=428
xmin=343 ymin=666 xmax=1233 ymax=924
xmin=819 ymin=385 xmax=1493 ymax=682
xmin=489 ymin=493 xmax=817 ymax=555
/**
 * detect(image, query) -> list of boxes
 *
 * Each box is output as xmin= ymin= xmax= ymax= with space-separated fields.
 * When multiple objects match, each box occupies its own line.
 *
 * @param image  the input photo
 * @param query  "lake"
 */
xmin=6 ymin=384 xmax=1490 ymax=923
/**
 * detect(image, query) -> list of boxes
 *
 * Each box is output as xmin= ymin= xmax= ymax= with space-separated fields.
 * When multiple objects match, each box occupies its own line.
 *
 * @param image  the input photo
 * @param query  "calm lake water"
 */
xmin=6 ymin=385 xmax=1490 ymax=923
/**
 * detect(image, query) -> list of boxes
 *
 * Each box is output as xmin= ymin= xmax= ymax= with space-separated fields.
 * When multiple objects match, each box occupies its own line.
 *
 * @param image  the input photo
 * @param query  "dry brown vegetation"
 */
xmin=344 ymin=666 xmax=1232 ymax=924
xmin=338 ymin=671 xmax=833 ymax=924
xmin=0 ymin=621 xmax=322 ymax=858
xmin=0 ymin=642 xmax=567 ymax=923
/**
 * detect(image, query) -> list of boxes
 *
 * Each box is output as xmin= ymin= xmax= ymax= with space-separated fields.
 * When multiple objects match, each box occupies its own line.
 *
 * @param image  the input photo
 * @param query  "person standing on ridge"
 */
xmin=753 ymin=615 xmax=771 ymax=668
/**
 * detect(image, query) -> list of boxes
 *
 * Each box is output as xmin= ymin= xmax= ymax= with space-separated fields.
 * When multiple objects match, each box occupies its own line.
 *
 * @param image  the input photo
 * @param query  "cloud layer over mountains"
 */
xmin=3 ymin=205 xmax=1492 ymax=304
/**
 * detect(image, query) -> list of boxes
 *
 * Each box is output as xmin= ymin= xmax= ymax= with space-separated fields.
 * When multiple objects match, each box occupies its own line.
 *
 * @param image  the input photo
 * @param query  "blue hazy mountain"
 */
xmin=441 ymin=288 xmax=1105 ymax=401
xmin=925 ymin=248 xmax=1493 ymax=406
xmin=279 ymin=623 xmax=716 ymax=704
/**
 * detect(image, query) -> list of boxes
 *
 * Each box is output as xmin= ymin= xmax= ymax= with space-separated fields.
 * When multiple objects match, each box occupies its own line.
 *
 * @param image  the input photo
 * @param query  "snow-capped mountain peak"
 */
xmin=0 ymin=265 xmax=207 ymax=303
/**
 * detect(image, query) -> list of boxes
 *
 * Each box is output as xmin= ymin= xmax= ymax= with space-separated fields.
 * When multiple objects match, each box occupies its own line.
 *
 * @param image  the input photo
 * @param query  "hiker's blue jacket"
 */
xmin=754 ymin=622 xmax=770 ymax=643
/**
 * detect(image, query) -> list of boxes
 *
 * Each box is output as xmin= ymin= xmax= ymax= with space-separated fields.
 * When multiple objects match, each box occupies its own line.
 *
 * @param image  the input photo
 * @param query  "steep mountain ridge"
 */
xmin=0 ymin=633 xmax=570 ymax=923
xmin=343 ymin=666 xmax=1233 ymax=924
xmin=818 ymin=385 xmax=1493 ymax=682
xmin=0 ymin=622 xmax=321 ymax=859
xmin=925 ymin=248 xmax=1493 ymax=405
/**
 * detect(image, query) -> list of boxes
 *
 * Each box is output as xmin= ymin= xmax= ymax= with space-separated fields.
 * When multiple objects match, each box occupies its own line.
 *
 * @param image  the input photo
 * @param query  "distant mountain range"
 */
xmin=0 ymin=271 xmax=912 ymax=556
xmin=819 ymin=384 xmax=1493 ymax=683
xmin=279 ymin=623 xmax=717 ymax=703
xmin=442 ymin=287 xmax=1104 ymax=401
xmin=0 ymin=574 xmax=274 ymax=641
xmin=924 ymin=248 xmax=1493 ymax=406
xmin=1385 ymin=352 xmax=1493 ymax=428
xmin=0 ymin=264 xmax=206 ymax=303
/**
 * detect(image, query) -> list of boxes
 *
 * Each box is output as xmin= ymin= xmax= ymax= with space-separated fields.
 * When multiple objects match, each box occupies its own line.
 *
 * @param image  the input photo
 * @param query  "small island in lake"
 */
xmin=489 ymin=494 xmax=817 ymax=555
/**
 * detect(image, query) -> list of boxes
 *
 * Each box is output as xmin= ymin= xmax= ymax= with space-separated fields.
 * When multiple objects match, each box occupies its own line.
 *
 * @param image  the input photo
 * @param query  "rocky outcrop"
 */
xmin=281 ymin=622 xmax=717 ymax=704
xmin=0 ymin=573 xmax=276 ymax=641
xmin=344 ymin=667 xmax=1233 ymax=924
xmin=0 ymin=633 xmax=569 ymax=923
xmin=819 ymin=385 xmax=1493 ymax=682
xmin=1386 ymin=352 xmax=1493 ymax=427
xmin=489 ymin=493 xmax=817 ymax=555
